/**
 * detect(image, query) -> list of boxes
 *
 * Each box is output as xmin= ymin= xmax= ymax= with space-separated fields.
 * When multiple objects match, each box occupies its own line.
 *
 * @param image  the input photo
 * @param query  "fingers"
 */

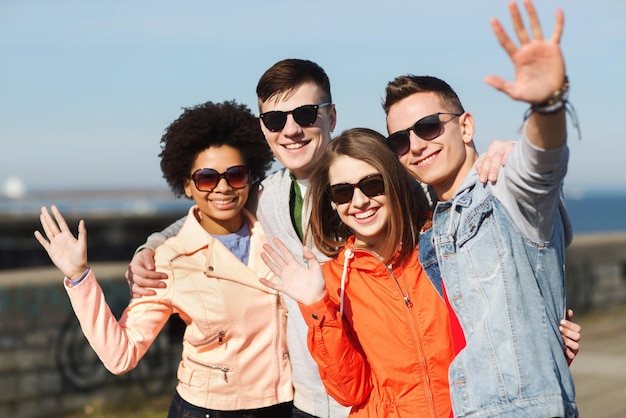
xmin=510 ymin=1 xmax=530 ymax=44
xmin=261 ymin=245 xmax=285 ymax=278
xmin=137 ymin=249 xmax=157 ymax=272
xmin=33 ymin=230 xmax=50 ymax=251
xmin=476 ymin=140 xmax=515 ymax=184
xmin=39 ymin=206 xmax=58 ymax=239
xmin=551 ymin=8 xmax=564 ymax=43
xmin=273 ymin=237 xmax=299 ymax=263
xmin=130 ymin=281 xmax=157 ymax=297
xmin=125 ymin=249 xmax=167 ymax=297
xmin=490 ymin=17 xmax=517 ymax=58
xmin=560 ymin=312 xmax=581 ymax=366
xmin=51 ymin=205 xmax=71 ymax=233
xmin=259 ymin=276 xmax=281 ymax=292
xmin=302 ymin=246 xmax=321 ymax=268
xmin=523 ymin=0 xmax=543 ymax=41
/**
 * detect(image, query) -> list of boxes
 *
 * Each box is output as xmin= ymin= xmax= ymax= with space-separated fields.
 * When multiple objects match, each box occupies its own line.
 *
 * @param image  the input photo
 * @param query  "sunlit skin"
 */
xmin=328 ymin=156 xmax=390 ymax=257
xmin=259 ymin=82 xmax=336 ymax=180
xmin=386 ymin=92 xmax=477 ymax=202
xmin=183 ymin=145 xmax=250 ymax=235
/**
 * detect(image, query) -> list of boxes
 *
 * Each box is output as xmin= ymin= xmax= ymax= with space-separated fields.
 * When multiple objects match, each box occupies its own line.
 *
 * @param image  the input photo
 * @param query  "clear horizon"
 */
xmin=2 ymin=0 xmax=625 ymax=195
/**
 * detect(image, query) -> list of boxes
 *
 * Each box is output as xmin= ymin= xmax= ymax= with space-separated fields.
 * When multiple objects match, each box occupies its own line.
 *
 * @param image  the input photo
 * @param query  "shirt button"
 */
xmin=312 ymin=313 xmax=318 ymax=320
xmin=208 ymin=266 xmax=214 ymax=272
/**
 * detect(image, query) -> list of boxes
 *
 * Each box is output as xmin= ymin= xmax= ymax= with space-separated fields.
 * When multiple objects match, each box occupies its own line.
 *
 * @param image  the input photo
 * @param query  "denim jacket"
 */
xmin=419 ymin=138 xmax=577 ymax=418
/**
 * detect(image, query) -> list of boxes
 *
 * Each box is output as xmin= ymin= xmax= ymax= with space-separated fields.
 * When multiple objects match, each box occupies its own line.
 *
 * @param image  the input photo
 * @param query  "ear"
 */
xmin=183 ymin=179 xmax=193 ymax=198
xmin=459 ymin=112 xmax=475 ymax=145
xmin=330 ymin=202 xmax=338 ymax=211
xmin=328 ymin=104 xmax=338 ymax=134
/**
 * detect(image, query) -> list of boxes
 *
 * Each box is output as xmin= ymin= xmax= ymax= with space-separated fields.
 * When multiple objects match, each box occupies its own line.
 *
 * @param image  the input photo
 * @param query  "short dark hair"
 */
xmin=306 ymin=128 xmax=428 ymax=266
xmin=256 ymin=59 xmax=332 ymax=105
xmin=382 ymin=75 xmax=465 ymax=115
xmin=159 ymin=100 xmax=273 ymax=198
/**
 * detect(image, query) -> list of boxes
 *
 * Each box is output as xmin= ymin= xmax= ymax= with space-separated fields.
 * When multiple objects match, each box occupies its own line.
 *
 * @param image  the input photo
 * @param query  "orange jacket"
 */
xmin=299 ymin=239 xmax=454 ymax=417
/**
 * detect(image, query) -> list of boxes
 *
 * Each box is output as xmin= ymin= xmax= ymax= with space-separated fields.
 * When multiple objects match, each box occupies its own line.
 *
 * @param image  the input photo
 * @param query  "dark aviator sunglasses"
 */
xmin=188 ymin=165 xmax=250 ymax=192
xmin=259 ymin=103 xmax=331 ymax=132
xmin=327 ymin=174 xmax=386 ymax=205
xmin=386 ymin=112 xmax=463 ymax=156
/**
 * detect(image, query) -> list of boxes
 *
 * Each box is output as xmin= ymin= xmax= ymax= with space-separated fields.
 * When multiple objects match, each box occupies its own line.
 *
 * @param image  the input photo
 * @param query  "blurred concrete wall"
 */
xmin=0 ymin=263 xmax=182 ymax=418
xmin=566 ymin=232 xmax=626 ymax=313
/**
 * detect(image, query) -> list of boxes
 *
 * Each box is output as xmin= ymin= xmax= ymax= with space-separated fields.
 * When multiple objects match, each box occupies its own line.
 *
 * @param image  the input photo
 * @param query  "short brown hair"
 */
xmin=256 ymin=59 xmax=332 ymax=106
xmin=306 ymin=128 xmax=428 ymax=266
xmin=383 ymin=75 xmax=465 ymax=115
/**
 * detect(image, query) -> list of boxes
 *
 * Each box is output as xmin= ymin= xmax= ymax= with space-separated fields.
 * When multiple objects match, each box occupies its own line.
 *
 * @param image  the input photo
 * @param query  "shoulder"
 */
xmin=260 ymin=168 xmax=290 ymax=190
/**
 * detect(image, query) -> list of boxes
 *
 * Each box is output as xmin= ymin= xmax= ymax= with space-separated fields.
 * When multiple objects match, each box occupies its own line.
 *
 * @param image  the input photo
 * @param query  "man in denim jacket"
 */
xmin=384 ymin=1 xmax=577 ymax=417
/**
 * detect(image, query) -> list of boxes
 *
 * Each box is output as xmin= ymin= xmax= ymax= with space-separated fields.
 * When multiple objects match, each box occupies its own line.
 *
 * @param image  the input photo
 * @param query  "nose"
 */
xmin=212 ymin=176 xmax=231 ymax=192
xmin=408 ymin=131 xmax=429 ymax=154
xmin=282 ymin=114 xmax=303 ymax=136
xmin=350 ymin=187 xmax=371 ymax=207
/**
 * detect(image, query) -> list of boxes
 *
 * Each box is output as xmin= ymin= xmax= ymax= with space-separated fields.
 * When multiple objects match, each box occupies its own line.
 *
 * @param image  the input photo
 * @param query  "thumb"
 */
xmin=302 ymin=246 xmax=319 ymax=267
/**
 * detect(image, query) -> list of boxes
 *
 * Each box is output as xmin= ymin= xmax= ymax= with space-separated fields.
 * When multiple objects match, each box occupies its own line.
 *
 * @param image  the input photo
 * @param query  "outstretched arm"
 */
xmin=34 ymin=205 xmax=171 ymax=374
xmin=485 ymin=0 xmax=567 ymax=150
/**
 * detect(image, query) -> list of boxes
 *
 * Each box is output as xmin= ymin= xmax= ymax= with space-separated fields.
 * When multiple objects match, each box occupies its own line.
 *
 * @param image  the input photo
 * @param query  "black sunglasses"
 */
xmin=386 ymin=112 xmax=463 ymax=155
xmin=327 ymin=174 xmax=385 ymax=205
xmin=259 ymin=103 xmax=331 ymax=132
xmin=188 ymin=165 xmax=250 ymax=192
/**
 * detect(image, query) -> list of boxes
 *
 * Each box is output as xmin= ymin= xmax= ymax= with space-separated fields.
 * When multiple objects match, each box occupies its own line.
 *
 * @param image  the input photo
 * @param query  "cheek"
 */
xmin=398 ymin=155 xmax=412 ymax=172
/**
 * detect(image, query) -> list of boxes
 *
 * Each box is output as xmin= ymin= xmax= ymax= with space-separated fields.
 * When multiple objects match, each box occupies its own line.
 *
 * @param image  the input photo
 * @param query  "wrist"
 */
xmin=531 ymin=76 xmax=569 ymax=114
xmin=68 ymin=266 xmax=90 ymax=282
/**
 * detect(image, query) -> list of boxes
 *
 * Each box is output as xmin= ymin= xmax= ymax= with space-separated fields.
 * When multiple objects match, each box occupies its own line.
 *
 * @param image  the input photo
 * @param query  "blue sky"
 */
xmin=1 ymin=0 xmax=625 ymax=198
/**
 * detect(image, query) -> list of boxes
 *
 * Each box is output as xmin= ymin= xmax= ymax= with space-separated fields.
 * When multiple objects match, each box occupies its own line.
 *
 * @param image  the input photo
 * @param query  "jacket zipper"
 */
xmin=384 ymin=264 xmax=437 ymax=418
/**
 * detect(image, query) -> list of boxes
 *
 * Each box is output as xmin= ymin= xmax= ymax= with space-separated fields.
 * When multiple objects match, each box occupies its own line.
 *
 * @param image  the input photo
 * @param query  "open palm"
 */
xmin=485 ymin=0 xmax=566 ymax=104
xmin=34 ymin=205 xmax=88 ymax=280
xmin=260 ymin=238 xmax=327 ymax=306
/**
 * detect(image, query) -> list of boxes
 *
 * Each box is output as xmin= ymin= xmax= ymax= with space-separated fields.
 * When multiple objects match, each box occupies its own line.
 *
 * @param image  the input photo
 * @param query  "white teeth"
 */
xmin=213 ymin=199 xmax=235 ymax=205
xmin=354 ymin=209 xmax=376 ymax=219
xmin=284 ymin=142 xmax=305 ymax=150
xmin=418 ymin=154 xmax=436 ymax=165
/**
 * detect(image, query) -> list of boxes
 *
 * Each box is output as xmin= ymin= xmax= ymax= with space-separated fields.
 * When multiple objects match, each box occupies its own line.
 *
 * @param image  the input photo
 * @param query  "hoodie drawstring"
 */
xmin=340 ymin=248 xmax=354 ymax=317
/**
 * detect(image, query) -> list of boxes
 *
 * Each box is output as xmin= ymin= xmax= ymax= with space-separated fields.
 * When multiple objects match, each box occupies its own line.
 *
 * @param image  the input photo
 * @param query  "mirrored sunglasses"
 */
xmin=259 ymin=103 xmax=331 ymax=132
xmin=327 ymin=174 xmax=385 ymax=205
xmin=386 ymin=112 xmax=463 ymax=155
xmin=188 ymin=165 xmax=250 ymax=192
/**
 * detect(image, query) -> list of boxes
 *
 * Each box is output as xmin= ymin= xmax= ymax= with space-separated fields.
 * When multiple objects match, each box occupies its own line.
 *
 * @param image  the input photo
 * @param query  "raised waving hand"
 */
xmin=34 ymin=205 xmax=88 ymax=281
xmin=259 ymin=238 xmax=327 ymax=306
xmin=485 ymin=0 xmax=566 ymax=105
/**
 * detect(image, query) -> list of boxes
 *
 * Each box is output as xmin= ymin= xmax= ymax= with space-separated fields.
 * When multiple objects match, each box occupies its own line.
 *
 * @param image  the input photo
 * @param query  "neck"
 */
xmin=195 ymin=208 xmax=245 ymax=235
xmin=433 ymin=150 xmax=478 ymax=202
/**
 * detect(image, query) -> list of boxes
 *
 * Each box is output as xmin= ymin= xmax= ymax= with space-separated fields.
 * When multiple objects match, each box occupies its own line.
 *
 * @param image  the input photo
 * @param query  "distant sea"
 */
xmin=1 ymin=189 xmax=625 ymax=235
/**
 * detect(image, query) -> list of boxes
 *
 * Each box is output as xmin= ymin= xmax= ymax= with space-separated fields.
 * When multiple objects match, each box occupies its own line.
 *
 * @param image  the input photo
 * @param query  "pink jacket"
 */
xmin=65 ymin=207 xmax=293 ymax=410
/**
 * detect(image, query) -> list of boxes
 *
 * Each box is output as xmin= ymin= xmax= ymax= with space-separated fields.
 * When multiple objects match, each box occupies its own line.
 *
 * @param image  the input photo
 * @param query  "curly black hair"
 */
xmin=159 ymin=100 xmax=274 ymax=198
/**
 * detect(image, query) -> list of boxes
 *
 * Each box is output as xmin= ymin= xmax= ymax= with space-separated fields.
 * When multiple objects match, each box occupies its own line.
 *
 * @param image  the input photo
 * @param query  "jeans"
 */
xmin=167 ymin=392 xmax=293 ymax=418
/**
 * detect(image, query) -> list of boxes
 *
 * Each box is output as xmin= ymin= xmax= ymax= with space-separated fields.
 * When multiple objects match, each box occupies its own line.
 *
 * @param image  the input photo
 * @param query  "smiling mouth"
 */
xmin=211 ymin=197 xmax=237 ymax=205
xmin=417 ymin=150 xmax=439 ymax=165
xmin=283 ymin=140 xmax=311 ymax=150
xmin=354 ymin=208 xmax=377 ymax=220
